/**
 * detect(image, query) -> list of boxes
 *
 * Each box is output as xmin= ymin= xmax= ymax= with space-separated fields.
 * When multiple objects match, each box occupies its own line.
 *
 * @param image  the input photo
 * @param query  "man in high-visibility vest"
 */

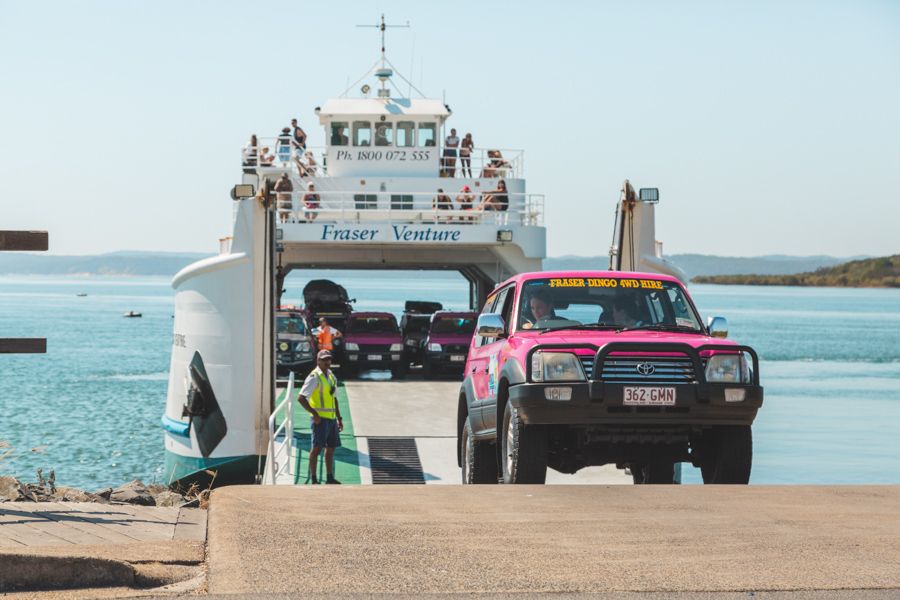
xmin=312 ymin=317 xmax=342 ymax=352
xmin=297 ymin=349 xmax=343 ymax=484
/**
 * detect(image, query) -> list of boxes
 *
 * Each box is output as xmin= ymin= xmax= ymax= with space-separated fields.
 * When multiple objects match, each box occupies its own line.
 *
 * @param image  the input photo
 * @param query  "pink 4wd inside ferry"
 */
xmin=342 ymin=312 xmax=407 ymax=379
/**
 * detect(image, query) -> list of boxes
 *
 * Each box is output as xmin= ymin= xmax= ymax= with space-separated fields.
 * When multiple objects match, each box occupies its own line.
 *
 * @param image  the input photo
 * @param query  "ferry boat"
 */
xmin=161 ymin=31 xmax=683 ymax=486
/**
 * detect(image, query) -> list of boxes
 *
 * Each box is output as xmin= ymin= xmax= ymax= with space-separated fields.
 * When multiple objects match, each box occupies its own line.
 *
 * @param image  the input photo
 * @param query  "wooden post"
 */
xmin=1 ymin=230 xmax=48 ymax=353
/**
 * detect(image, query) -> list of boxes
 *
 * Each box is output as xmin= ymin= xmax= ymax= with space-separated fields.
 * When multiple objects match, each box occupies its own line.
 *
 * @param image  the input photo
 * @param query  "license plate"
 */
xmin=450 ymin=355 xmax=466 ymax=362
xmin=368 ymin=354 xmax=382 ymax=361
xmin=623 ymin=387 xmax=676 ymax=406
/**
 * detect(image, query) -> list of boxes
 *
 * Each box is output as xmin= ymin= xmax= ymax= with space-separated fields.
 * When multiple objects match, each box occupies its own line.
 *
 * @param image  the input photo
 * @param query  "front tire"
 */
xmin=701 ymin=425 xmax=752 ymax=484
xmin=501 ymin=402 xmax=547 ymax=484
xmin=631 ymin=461 xmax=676 ymax=484
xmin=461 ymin=419 xmax=498 ymax=484
xmin=391 ymin=366 xmax=407 ymax=380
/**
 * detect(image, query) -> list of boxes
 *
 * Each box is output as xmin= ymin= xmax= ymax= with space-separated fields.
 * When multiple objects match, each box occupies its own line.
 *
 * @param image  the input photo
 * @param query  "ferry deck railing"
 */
xmin=242 ymin=143 xmax=524 ymax=179
xmin=266 ymin=190 xmax=544 ymax=227
xmin=265 ymin=371 xmax=295 ymax=485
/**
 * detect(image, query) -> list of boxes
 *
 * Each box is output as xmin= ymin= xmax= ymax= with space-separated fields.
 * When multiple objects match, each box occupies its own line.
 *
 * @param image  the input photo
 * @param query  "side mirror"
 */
xmin=707 ymin=316 xmax=728 ymax=338
xmin=476 ymin=313 xmax=506 ymax=339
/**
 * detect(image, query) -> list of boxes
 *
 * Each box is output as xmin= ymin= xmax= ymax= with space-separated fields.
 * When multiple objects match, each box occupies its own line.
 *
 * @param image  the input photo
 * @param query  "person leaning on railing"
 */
xmin=479 ymin=179 xmax=509 ymax=212
xmin=303 ymin=182 xmax=320 ymax=221
xmin=459 ymin=133 xmax=474 ymax=178
xmin=457 ymin=185 xmax=475 ymax=223
xmin=433 ymin=188 xmax=453 ymax=222
xmin=242 ymin=134 xmax=258 ymax=172
xmin=259 ymin=146 xmax=275 ymax=167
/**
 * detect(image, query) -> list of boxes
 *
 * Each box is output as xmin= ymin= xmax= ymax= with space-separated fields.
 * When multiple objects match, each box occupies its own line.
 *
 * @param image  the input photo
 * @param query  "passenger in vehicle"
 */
xmin=443 ymin=128 xmax=460 ymax=177
xmin=303 ymin=182 xmax=321 ymax=221
xmin=258 ymin=146 xmax=275 ymax=167
xmin=331 ymin=126 xmax=349 ymax=146
xmin=459 ymin=133 xmax=474 ymax=178
xmin=274 ymin=173 xmax=294 ymax=223
xmin=276 ymin=128 xmax=293 ymax=165
xmin=456 ymin=185 xmax=475 ymax=222
xmin=609 ymin=296 xmax=645 ymax=328
xmin=479 ymin=179 xmax=509 ymax=212
xmin=242 ymin=134 xmax=258 ymax=171
xmin=433 ymin=188 xmax=453 ymax=222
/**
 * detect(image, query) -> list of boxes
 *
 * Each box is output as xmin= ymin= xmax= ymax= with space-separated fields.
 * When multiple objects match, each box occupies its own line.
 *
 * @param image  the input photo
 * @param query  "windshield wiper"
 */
xmin=538 ymin=324 xmax=619 ymax=335
xmin=615 ymin=323 xmax=702 ymax=334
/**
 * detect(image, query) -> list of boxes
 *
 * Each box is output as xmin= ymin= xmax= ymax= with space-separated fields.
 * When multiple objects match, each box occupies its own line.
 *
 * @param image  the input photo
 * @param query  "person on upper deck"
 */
xmin=274 ymin=173 xmax=294 ymax=223
xmin=481 ymin=150 xmax=511 ymax=178
xmin=459 ymin=133 xmax=474 ymax=178
xmin=331 ymin=125 xmax=349 ymax=146
xmin=291 ymin=119 xmax=307 ymax=151
xmin=276 ymin=128 xmax=293 ymax=165
xmin=456 ymin=185 xmax=475 ymax=222
xmin=259 ymin=146 xmax=275 ymax=167
xmin=479 ymin=179 xmax=509 ymax=212
xmin=242 ymin=134 xmax=258 ymax=171
xmin=442 ymin=128 xmax=460 ymax=177
xmin=303 ymin=182 xmax=321 ymax=221
xmin=433 ymin=188 xmax=453 ymax=222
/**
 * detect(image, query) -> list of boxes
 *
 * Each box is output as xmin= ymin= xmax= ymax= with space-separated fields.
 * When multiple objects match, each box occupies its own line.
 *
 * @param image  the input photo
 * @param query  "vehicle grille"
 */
xmin=580 ymin=355 xmax=700 ymax=383
xmin=443 ymin=344 xmax=468 ymax=354
xmin=358 ymin=344 xmax=392 ymax=353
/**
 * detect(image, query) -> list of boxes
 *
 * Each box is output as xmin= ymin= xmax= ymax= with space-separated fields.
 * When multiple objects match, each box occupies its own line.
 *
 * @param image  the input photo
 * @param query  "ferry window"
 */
xmin=353 ymin=121 xmax=372 ymax=146
xmin=374 ymin=123 xmax=393 ymax=146
xmin=418 ymin=122 xmax=436 ymax=147
xmin=396 ymin=121 xmax=415 ymax=147
xmin=331 ymin=122 xmax=349 ymax=146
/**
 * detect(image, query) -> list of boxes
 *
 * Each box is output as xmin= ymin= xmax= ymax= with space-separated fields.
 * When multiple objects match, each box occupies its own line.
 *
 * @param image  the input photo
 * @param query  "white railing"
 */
xmin=265 ymin=371 xmax=295 ymax=485
xmin=269 ymin=190 xmax=544 ymax=227
xmin=242 ymin=142 xmax=525 ymax=179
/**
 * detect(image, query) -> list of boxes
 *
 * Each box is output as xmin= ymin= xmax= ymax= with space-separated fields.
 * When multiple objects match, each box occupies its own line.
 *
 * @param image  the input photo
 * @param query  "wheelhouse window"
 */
xmin=517 ymin=278 xmax=703 ymax=332
xmin=396 ymin=121 xmax=415 ymax=147
xmin=353 ymin=121 xmax=372 ymax=146
xmin=418 ymin=122 xmax=436 ymax=147
xmin=374 ymin=123 xmax=393 ymax=146
xmin=330 ymin=122 xmax=349 ymax=146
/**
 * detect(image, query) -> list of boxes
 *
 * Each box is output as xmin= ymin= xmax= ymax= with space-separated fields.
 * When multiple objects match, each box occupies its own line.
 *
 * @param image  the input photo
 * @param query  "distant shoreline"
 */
xmin=693 ymin=255 xmax=900 ymax=288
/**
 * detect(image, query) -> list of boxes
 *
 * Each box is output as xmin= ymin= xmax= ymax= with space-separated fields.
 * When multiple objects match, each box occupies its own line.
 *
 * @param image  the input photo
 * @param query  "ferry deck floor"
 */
xmin=275 ymin=368 xmax=630 ymax=485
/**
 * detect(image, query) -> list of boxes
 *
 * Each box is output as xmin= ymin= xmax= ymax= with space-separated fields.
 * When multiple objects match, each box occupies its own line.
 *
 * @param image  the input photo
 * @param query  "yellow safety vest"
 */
xmin=309 ymin=369 xmax=337 ymax=420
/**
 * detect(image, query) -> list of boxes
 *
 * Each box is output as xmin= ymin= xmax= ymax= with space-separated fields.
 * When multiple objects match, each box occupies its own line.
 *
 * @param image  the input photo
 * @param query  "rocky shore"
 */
xmin=0 ymin=470 xmax=204 ymax=508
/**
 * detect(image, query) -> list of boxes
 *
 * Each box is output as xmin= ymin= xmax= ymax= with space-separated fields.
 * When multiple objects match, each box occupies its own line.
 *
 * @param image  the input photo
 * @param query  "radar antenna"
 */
xmin=357 ymin=14 xmax=410 ymax=63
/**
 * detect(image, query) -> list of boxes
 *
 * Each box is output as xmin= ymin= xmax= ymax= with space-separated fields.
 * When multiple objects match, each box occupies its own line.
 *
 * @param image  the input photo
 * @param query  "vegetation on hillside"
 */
xmin=692 ymin=255 xmax=900 ymax=288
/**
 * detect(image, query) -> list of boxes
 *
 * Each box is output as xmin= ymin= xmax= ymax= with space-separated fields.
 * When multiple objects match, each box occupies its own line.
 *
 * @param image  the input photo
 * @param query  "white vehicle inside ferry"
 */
xmin=164 ymin=29 xmax=689 ymax=489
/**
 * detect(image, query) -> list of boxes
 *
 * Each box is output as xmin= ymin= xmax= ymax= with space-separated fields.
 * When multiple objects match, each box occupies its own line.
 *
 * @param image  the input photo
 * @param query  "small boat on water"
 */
xmin=123 ymin=311 xmax=142 ymax=318
xmin=76 ymin=293 xmax=87 ymax=297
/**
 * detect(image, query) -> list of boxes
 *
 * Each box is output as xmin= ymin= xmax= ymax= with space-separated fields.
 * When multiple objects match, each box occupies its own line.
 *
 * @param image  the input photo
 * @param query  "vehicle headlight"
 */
xmin=705 ymin=354 xmax=751 ymax=383
xmin=296 ymin=341 xmax=311 ymax=352
xmin=428 ymin=342 xmax=442 ymax=352
xmin=390 ymin=343 xmax=403 ymax=352
xmin=530 ymin=351 xmax=586 ymax=382
xmin=345 ymin=342 xmax=359 ymax=351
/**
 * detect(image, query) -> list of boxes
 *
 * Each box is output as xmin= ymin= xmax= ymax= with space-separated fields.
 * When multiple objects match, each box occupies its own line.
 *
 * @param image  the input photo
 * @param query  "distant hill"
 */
xmin=544 ymin=254 xmax=862 ymax=280
xmin=693 ymin=255 xmax=900 ymax=288
xmin=0 ymin=251 xmax=211 ymax=276
xmin=0 ymin=251 xmax=868 ymax=279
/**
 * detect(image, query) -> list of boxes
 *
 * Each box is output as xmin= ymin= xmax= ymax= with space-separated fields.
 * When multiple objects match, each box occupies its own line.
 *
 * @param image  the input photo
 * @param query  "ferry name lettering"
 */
xmin=320 ymin=225 xmax=380 ymax=241
xmin=392 ymin=225 xmax=461 ymax=242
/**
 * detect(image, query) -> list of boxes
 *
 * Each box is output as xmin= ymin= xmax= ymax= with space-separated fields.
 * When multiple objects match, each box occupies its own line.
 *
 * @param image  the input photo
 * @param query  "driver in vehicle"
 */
xmin=609 ymin=296 xmax=644 ymax=328
xmin=521 ymin=289 xmax=556 ymax=329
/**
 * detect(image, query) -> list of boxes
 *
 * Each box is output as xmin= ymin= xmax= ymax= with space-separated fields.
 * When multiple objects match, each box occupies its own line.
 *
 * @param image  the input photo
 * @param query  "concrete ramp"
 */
xmin=344 ymin=378 xmax=630 ymax=484
xmin=207 ymin=485 xmax=900 ymax=594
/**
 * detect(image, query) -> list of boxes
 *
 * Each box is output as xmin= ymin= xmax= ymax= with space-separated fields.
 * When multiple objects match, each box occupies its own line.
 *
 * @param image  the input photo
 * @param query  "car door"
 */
xmin=479 ymin=286 xmax=516 ymax=434
xmin=468 ymin=285 xmax=513 ymax=434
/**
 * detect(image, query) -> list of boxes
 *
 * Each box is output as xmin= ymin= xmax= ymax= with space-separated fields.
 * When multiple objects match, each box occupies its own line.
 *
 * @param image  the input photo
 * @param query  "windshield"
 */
xmin=431 ymin=316 xmax=477 ymax=335
xmin=348 ymin=316 xmax=400 ymax=334
xmin=517 ymin=277 xmax=703 ymax=332
xmin=404 ymin=316 xmax=430 ymax=335
xmin=277 ymin=316 xmax=306 ymax=334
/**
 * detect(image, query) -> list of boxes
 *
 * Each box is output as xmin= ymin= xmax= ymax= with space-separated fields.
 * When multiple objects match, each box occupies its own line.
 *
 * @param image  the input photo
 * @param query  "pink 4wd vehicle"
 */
xmin=458 ymin=271 xmax=764 ymax=485
xmin=343 ymin=312 xmax=407 ymax=380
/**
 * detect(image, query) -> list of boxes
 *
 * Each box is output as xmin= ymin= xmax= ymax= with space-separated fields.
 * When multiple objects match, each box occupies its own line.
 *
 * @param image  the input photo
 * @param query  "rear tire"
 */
xmin=423 ymin=362 xmax=436 ymax=380
xmin=501 ymin=402 xmax=547 ymax=484
xmin=461 ymin=419 xmax=498 ymax=484
xmin=391 ymin=367 xmax=407 ymax=380
xmin=701 ymin=425 xmax=752 ymax=484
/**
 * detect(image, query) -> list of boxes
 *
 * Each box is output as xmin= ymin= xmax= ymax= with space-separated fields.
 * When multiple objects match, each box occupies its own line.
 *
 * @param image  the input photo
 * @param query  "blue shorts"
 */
xmin=311 ymin=418 xmax=341 ymax=448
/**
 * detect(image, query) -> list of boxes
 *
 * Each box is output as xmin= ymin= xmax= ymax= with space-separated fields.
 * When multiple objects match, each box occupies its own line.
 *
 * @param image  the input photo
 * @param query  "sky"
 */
xmin=1 ymin=0 xmax=898 ymax=258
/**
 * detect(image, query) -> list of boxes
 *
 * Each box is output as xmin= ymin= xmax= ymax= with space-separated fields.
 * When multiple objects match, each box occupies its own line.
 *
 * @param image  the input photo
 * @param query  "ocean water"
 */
xmin=1 ymin=274 xmax=898 ymax=488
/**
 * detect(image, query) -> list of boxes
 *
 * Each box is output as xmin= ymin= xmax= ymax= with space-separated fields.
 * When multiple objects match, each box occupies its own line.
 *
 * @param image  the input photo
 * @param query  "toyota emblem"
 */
xmin=636 ymin=362 xmax=656 ymax=376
